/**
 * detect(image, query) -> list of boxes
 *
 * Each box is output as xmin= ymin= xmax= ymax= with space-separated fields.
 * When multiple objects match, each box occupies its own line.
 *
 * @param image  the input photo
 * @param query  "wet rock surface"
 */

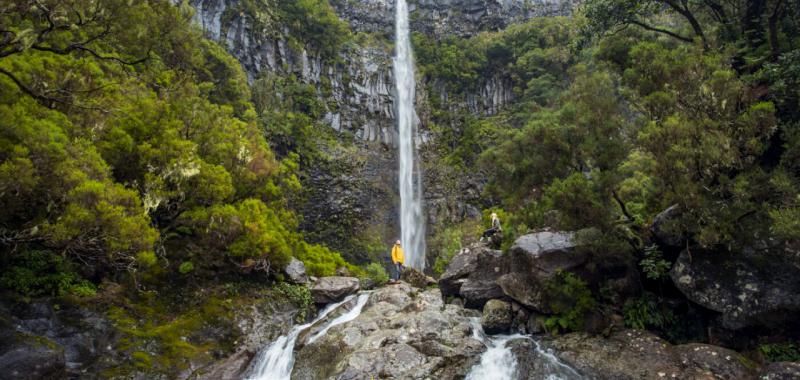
xmin=481 ymin=299 xmax=512 ymax=334
xmin=292 ymin=283 xmax=486 ymax=379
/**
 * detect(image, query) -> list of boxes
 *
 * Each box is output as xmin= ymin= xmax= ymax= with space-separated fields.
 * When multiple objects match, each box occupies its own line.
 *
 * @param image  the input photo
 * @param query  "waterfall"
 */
xmin=394 ymin=0 xmax=426 ymax=270
xmin=466 ymin=319 xmax=584 ymax=380
xmin=245 ymin=293 xmax=370 ymax=380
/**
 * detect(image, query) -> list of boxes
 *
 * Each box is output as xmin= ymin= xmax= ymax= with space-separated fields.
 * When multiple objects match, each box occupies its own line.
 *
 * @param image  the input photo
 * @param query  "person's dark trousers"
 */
xmin=482 ymin=227 xmax=498 ymax=239
xmin=394 ymin=263 xmax=404 ymax=281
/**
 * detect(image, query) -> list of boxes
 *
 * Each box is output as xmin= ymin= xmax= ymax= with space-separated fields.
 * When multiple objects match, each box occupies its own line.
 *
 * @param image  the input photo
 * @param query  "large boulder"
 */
xmin=440 ymin=231 xmax=639 ymax=314
xmin=481 ymin=299 xmax=512 ymax=334
xmin=673 ymin=343 xmax=757 ymax=380
xmin=759 ymin=362 xmax=800 ymax=379
xmin=439 ymin=245 xmax=507 ymax=308
xmin=400 ymin=267 xmax=436 ymax=289
xmin=311 ymin=277 xmax=360 ymax=304
xmin=292 ymin=285 xmax=487 ymax=380
xmin=651 ymin=204 xmax=685 ymax=247
xmin=284 ymin=258 xmax=309 ymax=284
xmin=508 ymin=339 xmax=585 ymax=379
xmin=670 ymin=243 xmax=800 ymax=329
xmin=548 ymin=329 xmax=757 ymax=379
xmin=0 ymin=330 xmax=66 ymax=380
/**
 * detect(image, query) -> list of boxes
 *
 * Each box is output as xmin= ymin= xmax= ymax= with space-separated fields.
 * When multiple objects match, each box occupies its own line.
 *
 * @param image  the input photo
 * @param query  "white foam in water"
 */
xmin=245 ymin=293 xmax=370 ymax=380
xmin=394 ymin=0 xmax=427 ymax=270
xmin=466 ymin=319 xmax=584 ymax=380
xmin=306 ymin=293 xmax=370 ymax=345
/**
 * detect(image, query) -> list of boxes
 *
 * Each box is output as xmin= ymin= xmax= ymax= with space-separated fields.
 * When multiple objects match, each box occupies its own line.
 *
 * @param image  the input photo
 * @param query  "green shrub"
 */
xmin=639 ymin=245 xmax=671 ymax=280
xmin=0 ymin=250 xmax=95 ymax=298
xmin=275 ymin=283 xmax=313 ymax=321
xmin=363 ymin=262 xmax=389 ymax=286
xmin=759 ymin=342 xmax=800 ymax=363
xmin=623 ymin=292 xmax=676 ymax=330
xmin=178 ymin=261 xmax=194 ymax=275
xmin=543 ymin=271 xmax=597 ymax=334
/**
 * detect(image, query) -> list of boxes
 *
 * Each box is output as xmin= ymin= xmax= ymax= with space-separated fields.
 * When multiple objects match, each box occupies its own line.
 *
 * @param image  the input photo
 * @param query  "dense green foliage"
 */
xmin=363 ymin=262 xmax=390 ymax=287
xmin=0 ymin=0 xmax=354 ymax=298
xmin=543 ymin=271 xmax=598 ymax=334
xmin=759 ymin=342 xmax=800 ymax=363
xmin=417 ymin=1 xmax=800 ymax=254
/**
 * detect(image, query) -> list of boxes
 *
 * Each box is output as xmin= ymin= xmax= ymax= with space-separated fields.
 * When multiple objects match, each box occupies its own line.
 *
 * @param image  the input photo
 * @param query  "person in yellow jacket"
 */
xmin=391 ymin=240 xmax=404 ymax=282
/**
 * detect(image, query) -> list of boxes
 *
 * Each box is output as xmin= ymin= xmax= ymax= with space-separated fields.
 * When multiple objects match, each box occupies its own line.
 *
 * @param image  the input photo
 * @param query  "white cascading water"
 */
xmin=245 ymin=293 xmax=370 ymax=380
xmin=394 ymin=0 xmax=426 ymax=270
xmin=466 ymin=319 xmax=584 ymax=380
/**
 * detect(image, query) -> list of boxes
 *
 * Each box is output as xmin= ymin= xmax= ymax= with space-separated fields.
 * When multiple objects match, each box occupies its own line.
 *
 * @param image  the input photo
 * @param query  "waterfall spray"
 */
xmin=394 ymin=0 xmax=426 ymax=270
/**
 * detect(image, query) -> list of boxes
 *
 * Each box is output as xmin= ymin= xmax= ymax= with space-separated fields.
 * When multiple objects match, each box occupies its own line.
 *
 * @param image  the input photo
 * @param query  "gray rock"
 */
xmin=548 ymin=329 xmax=759 ymax=380
xmin=311 ymin=277 xmax=361 ymax=304
xmin=195 ymin=350 xmax=254 ymax=380
xmin=526 ymin=313 xmax=546 ymax=335
xmin=400 ymin=267 xmax=435 ymax=289
xmin=673 ymin=343 xmax=756 ymax=379
xmin=293 ymin=285 xmax=486 ymax=380
xmin=0 ymin=330 xmax=66 ymax=380
xmin=439 ymin=245 xmax=508 ymax=308
xmin=509 ymin=338 xmax=585 ymax=379
xmin=284 ymin=258 xmax=309 ymax=284
xmin=497 ymin=231 xmax=586 ymax=311
xmin=670 ymin=243 xmax=800 ymax=329
xmin=759 ymin=362 xmax=800 ymax=380
xmin=481 ymin=299 xmax=512 ymax=334
xmin=651 ymin=204 xmax=685 ymax=247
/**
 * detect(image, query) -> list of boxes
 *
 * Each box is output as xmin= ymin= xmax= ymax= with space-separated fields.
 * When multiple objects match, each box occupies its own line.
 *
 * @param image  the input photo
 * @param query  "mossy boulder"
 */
xmin=0 ymin=330 xmax=65 ymax=380
xmin=481 ymin=299 xmax=512 ymax=334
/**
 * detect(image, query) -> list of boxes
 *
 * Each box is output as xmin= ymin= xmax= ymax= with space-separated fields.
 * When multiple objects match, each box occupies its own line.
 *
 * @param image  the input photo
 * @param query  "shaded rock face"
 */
xmin=0 ymin=329 xmax=66 ymax=380
xmin=759 ymin=362 xmax=800 ymax=380
xmin=651 ymin=204 xmax=684 ymax=248
xmin=311 ymin=277 xmax=361 ymax=304
xmin=497 ymin=231 xmax=587 ymax=311
xmin=0 ymin=300 xmax=114 ymax=379
xmin=332 ymin=0 xmax=578 ymax=38
xmin=439 ymin=245 xmax=508 ymax=308
xmin=481 ymin=299 xmax=512 ymax=334
xmin=670 ymin=243 xmax=800 ymax=330
xmin=440 ymin=232 xmax=639 ymax=314
xmin=292 ymin=283 xmax=486 ymax=379
xmin=548 ymin=329 xmax=757 ymax=380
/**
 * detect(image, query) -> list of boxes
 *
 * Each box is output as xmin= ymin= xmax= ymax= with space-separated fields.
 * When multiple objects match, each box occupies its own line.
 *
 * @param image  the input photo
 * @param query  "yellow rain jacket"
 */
xmin=391 ymin=244 xmax=405 ymax=264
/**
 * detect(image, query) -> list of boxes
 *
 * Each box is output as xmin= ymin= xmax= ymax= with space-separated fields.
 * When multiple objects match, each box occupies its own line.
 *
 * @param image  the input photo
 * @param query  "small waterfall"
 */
xmin=246 ymin=293 xmax=370 ymax=380
xmin=394 ymin=0 xmax=426 ymax=270
xmin=466 ymin=319 xmax=584 ymax=380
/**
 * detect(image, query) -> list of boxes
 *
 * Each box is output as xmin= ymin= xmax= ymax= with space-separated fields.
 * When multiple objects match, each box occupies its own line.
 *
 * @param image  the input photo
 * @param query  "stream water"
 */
xmin=244 ymin=293 xmax=370 ymax=380
xmin=394 ymin=0 xmax=426 ymax=270
xmin=466 ymin=319 xmax=585 ymax=380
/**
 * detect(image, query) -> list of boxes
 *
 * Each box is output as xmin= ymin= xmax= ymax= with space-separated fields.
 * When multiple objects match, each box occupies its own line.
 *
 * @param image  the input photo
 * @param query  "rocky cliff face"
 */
xmin=184 ymin=0 xmax=576 ymax=261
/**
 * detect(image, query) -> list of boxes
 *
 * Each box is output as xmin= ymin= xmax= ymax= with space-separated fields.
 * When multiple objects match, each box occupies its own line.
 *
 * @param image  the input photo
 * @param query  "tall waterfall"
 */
xmin=394 ymin=0 xmax=426 ymax=270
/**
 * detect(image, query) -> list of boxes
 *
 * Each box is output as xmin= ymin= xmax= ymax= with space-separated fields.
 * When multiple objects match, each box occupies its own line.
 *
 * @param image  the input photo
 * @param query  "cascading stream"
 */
xmin=394 ymin=0 xmax=426 ymax=270
xmin=466 ymin=319 xmax=584 ymax=380
xmin=245 ymin=293 xmax=370 ymax=380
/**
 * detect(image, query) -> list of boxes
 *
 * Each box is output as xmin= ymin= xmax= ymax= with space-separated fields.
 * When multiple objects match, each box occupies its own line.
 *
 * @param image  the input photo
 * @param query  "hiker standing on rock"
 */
xmin=480 ymin=212 xmax=502 ymax=242
xmin=391 ymin=240 xmax=405 ymax=282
